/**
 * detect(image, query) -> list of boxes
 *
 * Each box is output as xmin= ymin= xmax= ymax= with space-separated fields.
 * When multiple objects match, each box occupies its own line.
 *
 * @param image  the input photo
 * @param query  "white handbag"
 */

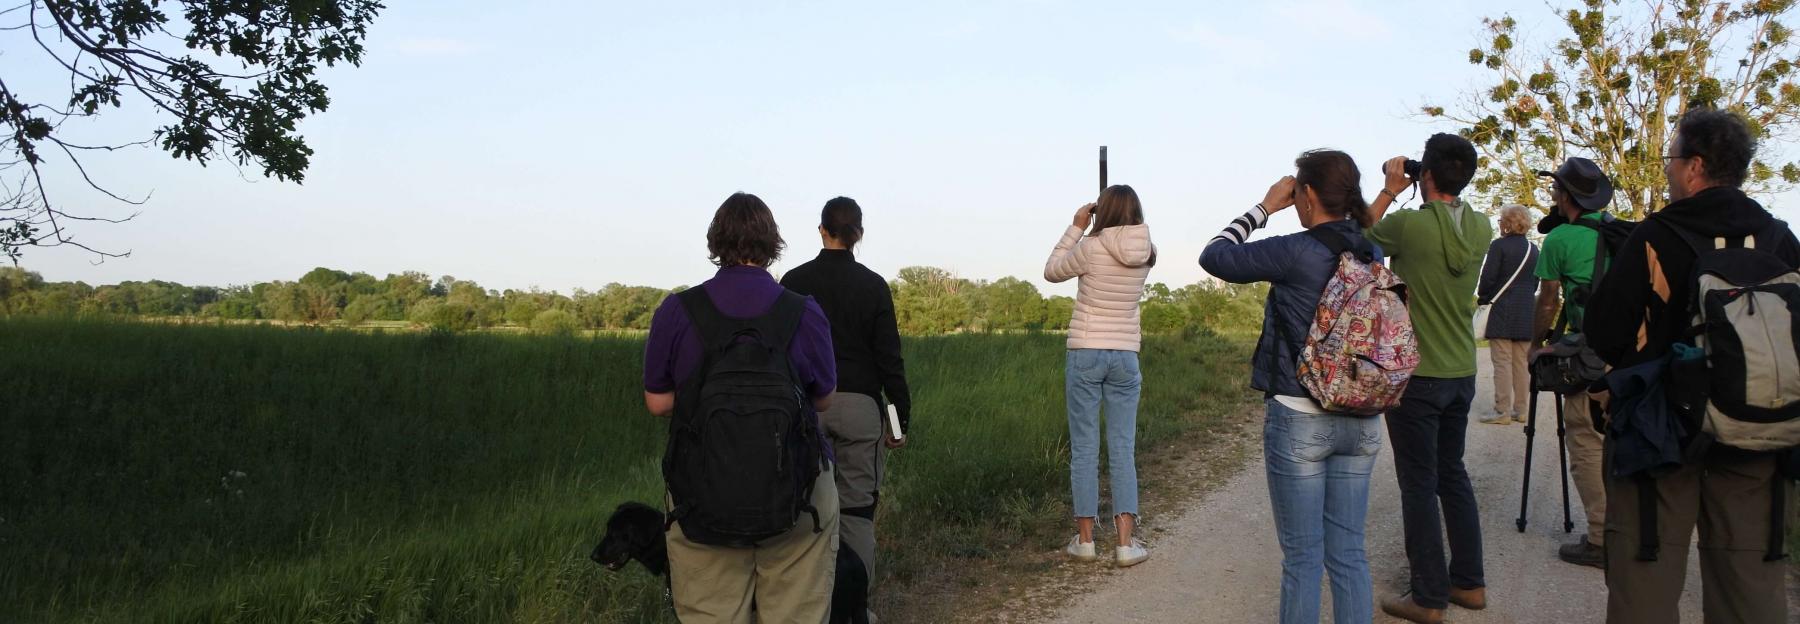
xmin=1473 ymin=241 xmax=1534 ymax=338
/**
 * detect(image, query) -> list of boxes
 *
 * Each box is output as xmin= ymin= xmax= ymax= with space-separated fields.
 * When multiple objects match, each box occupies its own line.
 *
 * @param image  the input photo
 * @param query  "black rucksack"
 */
xmin=1533 ymin=215 xmax=1637 ymax=394
xmin=663 ymin=287 xmax=824 ymax=547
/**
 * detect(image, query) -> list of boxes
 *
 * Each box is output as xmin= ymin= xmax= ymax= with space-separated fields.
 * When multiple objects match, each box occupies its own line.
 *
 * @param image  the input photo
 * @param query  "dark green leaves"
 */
xmin=1 ymin=0 xmax=383 ymax=259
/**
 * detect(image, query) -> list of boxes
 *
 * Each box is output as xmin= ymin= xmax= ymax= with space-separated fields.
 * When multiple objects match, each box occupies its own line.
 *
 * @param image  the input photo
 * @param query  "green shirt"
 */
xmin=1534 ymin=211 xmax=1605 ymax=329
xmin=1367 ymin=200 xmax=1494 ymax=378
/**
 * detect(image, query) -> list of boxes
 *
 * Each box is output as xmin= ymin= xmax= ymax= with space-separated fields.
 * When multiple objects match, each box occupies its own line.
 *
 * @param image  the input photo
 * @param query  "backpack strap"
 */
xmin=676 ymin=287 xmax=739 ymax=353
xmin=1767 ymin=475 xmax=1788 ymax=561
xmin=677 ymin=287 xmax=809 ymax=353
xmin=752 ymin=290 xmax=810 ymax=352
xmin=1636 ymin=475 xmax=1660 ymax=561
xmin=1304 ymin=227 xmax=1375 ymax=263
xmin=1565 ymin=216 xmax=1610 ymax=309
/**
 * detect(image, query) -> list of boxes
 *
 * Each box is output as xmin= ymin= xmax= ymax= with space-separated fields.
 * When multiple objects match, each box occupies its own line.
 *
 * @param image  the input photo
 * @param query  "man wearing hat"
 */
xmin=1528 ymin=156 xmax=1615 ymax=568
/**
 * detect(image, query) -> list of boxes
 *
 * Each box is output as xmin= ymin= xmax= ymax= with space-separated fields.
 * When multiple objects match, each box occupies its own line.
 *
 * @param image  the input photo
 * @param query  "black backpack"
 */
xmin=663 ymin=287 xmax=824 ymax=547
xmin=1532 ymin=215 xmax=1637 ymax=393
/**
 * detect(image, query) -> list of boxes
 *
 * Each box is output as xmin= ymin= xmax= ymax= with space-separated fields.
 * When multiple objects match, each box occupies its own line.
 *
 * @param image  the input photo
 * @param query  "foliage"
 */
xmin=529 ymin=308 xmax=580 ymax=336
xmin=0 ymin=265 xmax=1272 ymax=336
xmin=0 ymin=0 xmax=383 ymax=261
xmin=1425 ymin=0 xmax=1800 ymax=218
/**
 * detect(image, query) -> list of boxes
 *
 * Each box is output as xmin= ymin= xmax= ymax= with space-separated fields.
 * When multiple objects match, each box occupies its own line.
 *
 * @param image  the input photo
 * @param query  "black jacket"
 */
xmin=1585 ymin=186 xmax=1800 ymax=368
xmin=780 ymin=249 xmax=913 ymax=432
xmin=1476 ymin=234 xmax=1539 ymax=340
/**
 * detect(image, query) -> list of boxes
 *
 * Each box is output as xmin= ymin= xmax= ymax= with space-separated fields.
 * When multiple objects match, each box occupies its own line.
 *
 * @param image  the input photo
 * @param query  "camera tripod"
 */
xmin=1515 ymin=366 xmax=1575 ymax=534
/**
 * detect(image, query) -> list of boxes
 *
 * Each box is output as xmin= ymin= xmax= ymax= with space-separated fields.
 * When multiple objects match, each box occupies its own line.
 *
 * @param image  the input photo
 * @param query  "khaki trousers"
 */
xmin=819 ymin=392 xmax=885 ymax=585
xmin=1488 ymin=339 xmax=1532 ymax=419
xmin=1605 ymin=449 xmax=1791 ymax=624
xmin=666 ymin=467 xmax=840 ymax=624
xmin=1565 ymin=391 xmax=1607 ymax=545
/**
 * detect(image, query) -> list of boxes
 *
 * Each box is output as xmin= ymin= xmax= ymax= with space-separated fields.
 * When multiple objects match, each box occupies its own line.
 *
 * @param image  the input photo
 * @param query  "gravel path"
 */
xmin=1049 ymin=348 xmax=1746 ymax=623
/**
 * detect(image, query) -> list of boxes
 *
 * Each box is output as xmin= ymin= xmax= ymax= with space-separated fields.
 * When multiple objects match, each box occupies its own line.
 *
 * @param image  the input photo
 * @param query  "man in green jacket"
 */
xmin=1366 ymin=134 xmax=1495 ymax=624
xmin=1529 ymin=157 xmax=1616 ymax=569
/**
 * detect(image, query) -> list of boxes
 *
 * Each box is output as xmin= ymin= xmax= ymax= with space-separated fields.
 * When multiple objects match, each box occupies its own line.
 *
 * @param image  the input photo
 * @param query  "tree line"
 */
xmin=0 ymin=266 xmax=1268 ymax=336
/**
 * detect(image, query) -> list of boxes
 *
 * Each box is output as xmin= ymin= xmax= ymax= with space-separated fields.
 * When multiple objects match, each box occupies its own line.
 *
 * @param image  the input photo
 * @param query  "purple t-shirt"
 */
xmin=643 ymin=266 xmax=838 ymax=458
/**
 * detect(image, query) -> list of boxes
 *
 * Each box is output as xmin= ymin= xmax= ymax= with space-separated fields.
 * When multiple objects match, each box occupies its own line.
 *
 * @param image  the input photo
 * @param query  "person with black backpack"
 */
xmin=1585 ymin=109 xmax=1800 ymax=624
xmin=1526 ymin=156 xmax=1620 ymax=569
xmin=643 ymin=192 xmax=842 ymax=624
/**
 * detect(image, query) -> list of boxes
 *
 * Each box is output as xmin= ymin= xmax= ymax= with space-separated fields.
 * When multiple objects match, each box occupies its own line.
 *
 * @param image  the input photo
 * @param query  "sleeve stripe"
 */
xmin=1212 ymin=204 xmax=1271 ymax=245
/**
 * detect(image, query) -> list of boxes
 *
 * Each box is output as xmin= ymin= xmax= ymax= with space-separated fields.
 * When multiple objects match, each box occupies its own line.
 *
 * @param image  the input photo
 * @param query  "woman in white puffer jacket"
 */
xmin=1044 ymin=184 xmax=1156 ymax=568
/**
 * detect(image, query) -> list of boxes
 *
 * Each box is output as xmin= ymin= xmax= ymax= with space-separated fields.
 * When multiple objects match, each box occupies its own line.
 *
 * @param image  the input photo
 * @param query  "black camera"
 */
xmin=1402 ymin=159 xmax=1422 ymax=179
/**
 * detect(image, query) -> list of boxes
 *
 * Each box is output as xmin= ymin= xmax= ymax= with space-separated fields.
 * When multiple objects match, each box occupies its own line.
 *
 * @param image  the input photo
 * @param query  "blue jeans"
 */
xmin=1066 ymin=349 xmax=1140 ymax=519
xmin=1264 ymin=398 xmax=1382 ymax=624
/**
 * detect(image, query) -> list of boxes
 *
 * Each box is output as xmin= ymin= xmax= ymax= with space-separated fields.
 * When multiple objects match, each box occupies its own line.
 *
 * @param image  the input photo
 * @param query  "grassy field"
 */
xmin=0 ymin=318 xmax=1254 ymax=623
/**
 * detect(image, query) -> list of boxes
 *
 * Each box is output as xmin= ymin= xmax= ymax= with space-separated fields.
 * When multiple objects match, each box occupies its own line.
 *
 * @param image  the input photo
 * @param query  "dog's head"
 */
xmin=590 ymin=501 xmax=667 ymax=573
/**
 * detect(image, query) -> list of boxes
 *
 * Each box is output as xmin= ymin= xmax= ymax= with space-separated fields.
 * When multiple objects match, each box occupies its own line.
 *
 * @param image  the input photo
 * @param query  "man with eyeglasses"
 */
xmin=1585 ymin=109 xmax=1800 ymax=624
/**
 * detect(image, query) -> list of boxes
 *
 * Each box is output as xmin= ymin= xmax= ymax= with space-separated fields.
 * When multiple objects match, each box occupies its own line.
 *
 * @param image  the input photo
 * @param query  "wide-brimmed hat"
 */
xmin=1536 ymin=157 xmax=1614 ymax=213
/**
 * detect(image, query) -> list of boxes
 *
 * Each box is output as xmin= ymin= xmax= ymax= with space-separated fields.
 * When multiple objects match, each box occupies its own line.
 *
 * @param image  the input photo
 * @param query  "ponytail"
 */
xmin=820 ymin=196 xmax=864 ymax=249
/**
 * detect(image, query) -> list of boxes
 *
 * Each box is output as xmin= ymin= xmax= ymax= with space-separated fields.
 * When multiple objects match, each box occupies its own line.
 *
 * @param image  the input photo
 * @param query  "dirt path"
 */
xmin=1048 ymin=348 xmax=1749 ymax=623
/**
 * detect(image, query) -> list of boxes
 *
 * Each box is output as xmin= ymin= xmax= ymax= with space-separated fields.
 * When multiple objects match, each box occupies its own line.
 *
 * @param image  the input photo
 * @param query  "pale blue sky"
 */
xmin=8 ymin=0 xmax=1797 ymax=296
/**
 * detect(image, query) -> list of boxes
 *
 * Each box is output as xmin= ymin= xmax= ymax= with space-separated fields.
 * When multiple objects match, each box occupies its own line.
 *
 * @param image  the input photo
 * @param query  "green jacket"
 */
xmin=1367 ymin=200 xmax=1493 ymax=378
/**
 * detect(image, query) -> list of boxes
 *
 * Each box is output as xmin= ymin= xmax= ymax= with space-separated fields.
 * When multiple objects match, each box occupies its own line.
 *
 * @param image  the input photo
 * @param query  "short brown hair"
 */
xmin=707 ymin=192 xmax=785 ymax=268
xmin=1498 ymin=204 xmax=1531 ymax=235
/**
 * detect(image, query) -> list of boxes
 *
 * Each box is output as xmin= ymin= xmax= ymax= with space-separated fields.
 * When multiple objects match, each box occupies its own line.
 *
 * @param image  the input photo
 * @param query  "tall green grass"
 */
xmin=0 ymin=319 xmax=1252 ymax=623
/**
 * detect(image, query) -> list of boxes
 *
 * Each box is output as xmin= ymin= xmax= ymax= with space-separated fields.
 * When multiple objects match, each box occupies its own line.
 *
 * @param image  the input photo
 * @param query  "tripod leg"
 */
xmin=1517 ymin=373 xmax=1539 ymax=533
xmin=1555 ymin=392 xmax=1574 ymax=534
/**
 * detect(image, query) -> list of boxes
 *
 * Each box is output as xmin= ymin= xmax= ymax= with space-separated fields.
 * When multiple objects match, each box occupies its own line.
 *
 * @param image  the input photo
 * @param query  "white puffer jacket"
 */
xmin=1044 ymin=223 xmax=1155 ymax=352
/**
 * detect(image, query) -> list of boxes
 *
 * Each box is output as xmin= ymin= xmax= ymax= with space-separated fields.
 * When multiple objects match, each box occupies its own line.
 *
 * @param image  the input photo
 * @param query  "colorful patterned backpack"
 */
xmin=1295 ymin=228 xmax=1419 ymax=416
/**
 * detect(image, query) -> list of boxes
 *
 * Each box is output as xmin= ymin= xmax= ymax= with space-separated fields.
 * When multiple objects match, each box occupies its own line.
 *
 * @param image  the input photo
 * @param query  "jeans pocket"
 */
xmin=1069 ymin=349 xmax=1110 ymax=382
xmin=1284 ymin=412 xmax=1336 ymax=463
xmin=1349 ymin=418 xmax=1384 ymax=457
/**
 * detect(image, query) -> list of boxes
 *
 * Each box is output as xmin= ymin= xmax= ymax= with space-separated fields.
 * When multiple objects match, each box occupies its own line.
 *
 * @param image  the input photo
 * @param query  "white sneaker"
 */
xmin=1063 ymin=535 xmax=1096 ymax=561
xmin=1116 ymin=539 xmax=1149 ymax=567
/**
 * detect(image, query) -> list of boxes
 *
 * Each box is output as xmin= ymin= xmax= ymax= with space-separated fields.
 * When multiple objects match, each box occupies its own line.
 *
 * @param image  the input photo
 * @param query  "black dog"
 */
xmin=590 ymin=501 xmax=869 ymax=624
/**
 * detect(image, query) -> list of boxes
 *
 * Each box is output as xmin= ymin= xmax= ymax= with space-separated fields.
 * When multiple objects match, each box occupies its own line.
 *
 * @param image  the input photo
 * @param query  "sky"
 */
xmin=7 ymin=0 xmax=1800 ymax=297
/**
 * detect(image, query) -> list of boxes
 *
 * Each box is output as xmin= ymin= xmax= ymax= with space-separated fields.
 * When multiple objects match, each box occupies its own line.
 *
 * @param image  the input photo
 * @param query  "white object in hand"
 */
xmin=887 ymin=403 xmax=904 ymax=441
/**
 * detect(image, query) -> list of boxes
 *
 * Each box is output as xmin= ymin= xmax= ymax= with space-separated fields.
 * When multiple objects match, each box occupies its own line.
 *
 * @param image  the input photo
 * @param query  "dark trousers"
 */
xmin=1385 ymin=375 xmax=1485 ymax=609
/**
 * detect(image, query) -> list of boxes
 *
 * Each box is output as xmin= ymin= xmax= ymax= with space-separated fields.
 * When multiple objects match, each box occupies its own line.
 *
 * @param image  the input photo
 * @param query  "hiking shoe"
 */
xmin=1380 ymin=595 xmax=1445 ymax=624
xmin=1449 ymin=585 xmax=1487 ymax=610
xmin=1559 ymin=535 xmax=1604 ymax=569
xmin=1115 ymin=539 xmax=1149 ymax=567
xmin=1063 ymin=535 xmax=1096 ymax=561
xmin=1514 ymin=413 xmax=1528 ymax=424
xmin=1479 ymin=414 xmax=1511 ymax=425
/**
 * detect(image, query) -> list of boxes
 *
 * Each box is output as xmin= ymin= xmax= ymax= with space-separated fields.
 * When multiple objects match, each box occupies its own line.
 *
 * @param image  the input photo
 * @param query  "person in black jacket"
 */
xmin=780 ymin=197 xmax=911 ymax=619
xmin=1585 ymin=109 xmax=1800 ymax=624
xmin=1475 ymin=204 xmax=1539 ymax=426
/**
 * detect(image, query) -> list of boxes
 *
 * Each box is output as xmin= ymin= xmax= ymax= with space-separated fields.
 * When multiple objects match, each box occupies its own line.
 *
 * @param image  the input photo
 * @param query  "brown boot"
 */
xmin=1449 ymin=586 xmax=1487 ymax=610
xmin=1380 ymin=595 xmax=1445 ymax=624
